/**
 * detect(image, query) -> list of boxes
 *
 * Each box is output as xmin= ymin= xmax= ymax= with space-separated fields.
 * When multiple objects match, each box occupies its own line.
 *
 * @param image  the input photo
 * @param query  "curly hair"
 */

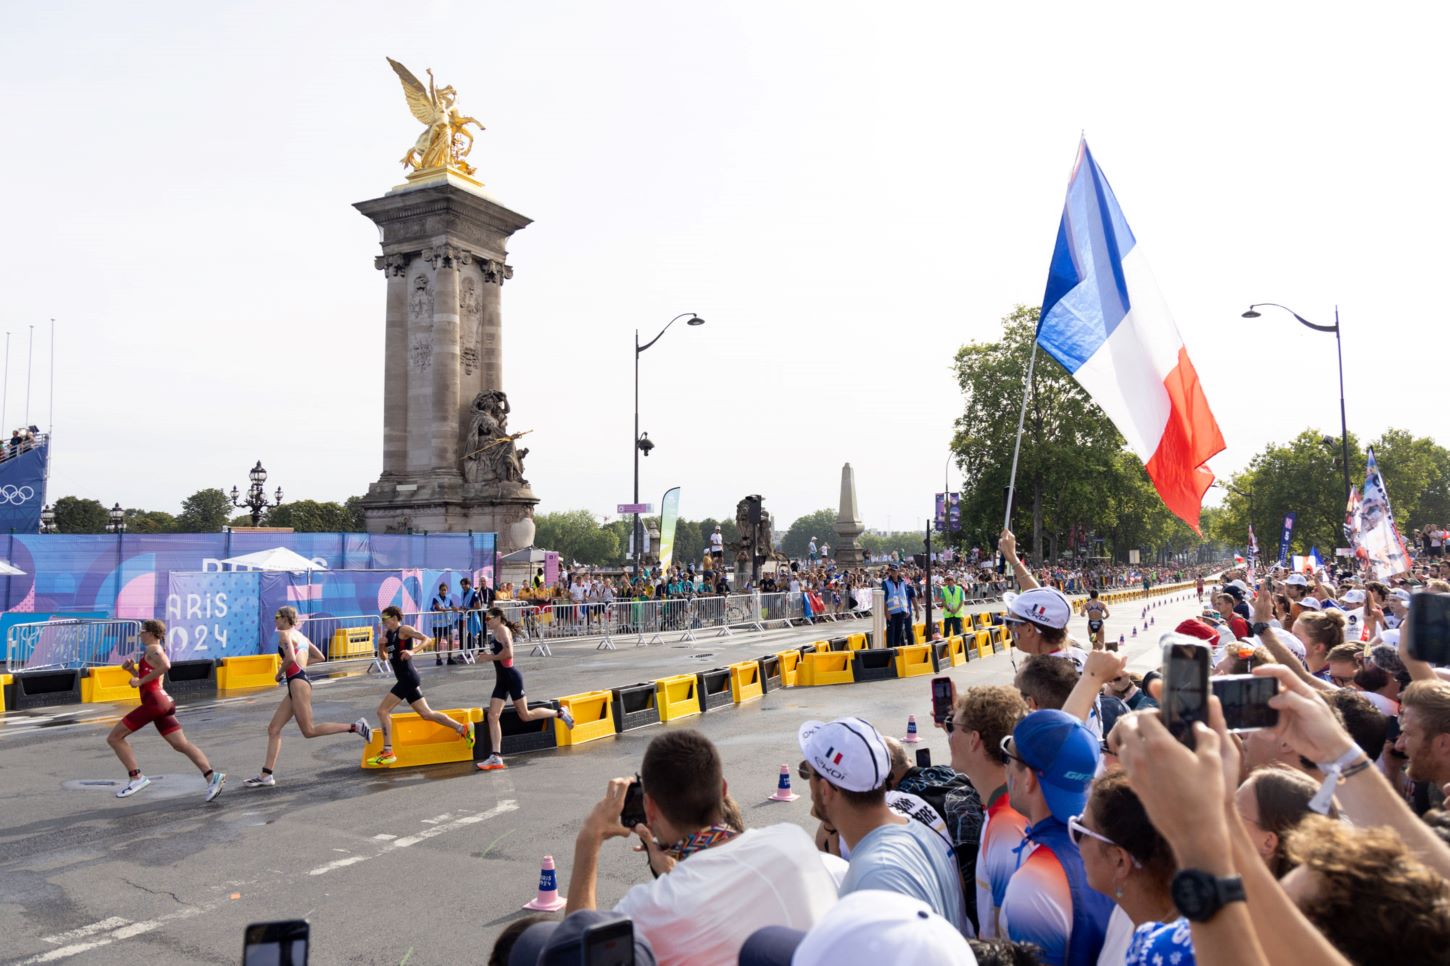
xmin=1285 ymin=815 xmax=1450 ymax=965
xmin=954 ymin=684 xmax=1029 ymax=765
xmin=1294 ymin=609 xmax=1345 ymax=653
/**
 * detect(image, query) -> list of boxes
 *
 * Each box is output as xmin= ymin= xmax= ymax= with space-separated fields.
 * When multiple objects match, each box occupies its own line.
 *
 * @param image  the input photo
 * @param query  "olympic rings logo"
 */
xmin=0 ymin=485 xmax=35 ymax=504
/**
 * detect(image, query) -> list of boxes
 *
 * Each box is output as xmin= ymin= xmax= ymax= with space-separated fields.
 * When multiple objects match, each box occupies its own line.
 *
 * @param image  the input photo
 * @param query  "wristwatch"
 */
xmin=1251 ymin=621 xmax=1270 ymax=636
xmin=1171 ymin=869 xmax=1246 ymax=922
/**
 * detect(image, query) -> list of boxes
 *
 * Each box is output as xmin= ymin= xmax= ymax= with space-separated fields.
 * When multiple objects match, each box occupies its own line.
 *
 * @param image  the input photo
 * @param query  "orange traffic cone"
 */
xmin=904 ymin=715 xmax=921 ymax=744
xmin=523 ymin=855 xmax=567 ymax=911
xmin=769 ymin=763 xmax=799 ymax=802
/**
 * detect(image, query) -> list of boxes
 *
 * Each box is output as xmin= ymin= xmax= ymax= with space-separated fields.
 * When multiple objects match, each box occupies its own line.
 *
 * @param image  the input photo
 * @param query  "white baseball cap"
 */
xmin=1341 ymin=589 xmax=1367 ymax=605
xmin=798 ymin=717 xmax=890 ymax=793
xmin=1285 ymin=574 xmax=1310 ymax=587
xmin=1002 ymin=587 xmax=1071 ymax=630
xmin=739 ymin=890 xmax=977 ymax=966
xmin=1391 ymin=588 xmax=1412 ymax=603
xmin=1296 ymin=596 xmax=1322 ymax=610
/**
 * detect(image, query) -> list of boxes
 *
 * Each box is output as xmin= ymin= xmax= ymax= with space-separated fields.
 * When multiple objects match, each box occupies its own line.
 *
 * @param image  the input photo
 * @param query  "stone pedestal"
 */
xmin=355 ymin=169 xmax=537 ymax=551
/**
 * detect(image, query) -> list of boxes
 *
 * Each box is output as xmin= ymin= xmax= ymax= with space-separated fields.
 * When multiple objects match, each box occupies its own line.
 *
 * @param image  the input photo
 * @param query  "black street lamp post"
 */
xmin=633 ymin=313 xmax=704 ymax=579
xmin=108 ymin=502 xmax=125 ymax=534
xmin=231 ymin=460 xmax=284 ymax=527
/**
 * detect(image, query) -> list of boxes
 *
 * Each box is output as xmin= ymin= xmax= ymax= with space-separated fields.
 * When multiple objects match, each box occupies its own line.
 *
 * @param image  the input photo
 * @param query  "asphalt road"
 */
xmin=0 ymin=592 xmax=1205 ymax=965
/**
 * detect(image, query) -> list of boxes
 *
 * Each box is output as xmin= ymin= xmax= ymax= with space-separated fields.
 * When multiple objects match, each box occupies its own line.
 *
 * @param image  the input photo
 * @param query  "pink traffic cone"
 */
xmin=769 ymin=763 xmax=799 ymax=802
xmin=1131 ymin=626 xmax=1138 ymax=638
xmin=523 ymin=855 xmax=567 ymax=911
xmin=1151 ymin=616 xmax=1156 ymax=626
xmin=1118 ymin=634 xmax=1125 ymax=647
xmin=904 ymin=715 xmax=921 ymax=744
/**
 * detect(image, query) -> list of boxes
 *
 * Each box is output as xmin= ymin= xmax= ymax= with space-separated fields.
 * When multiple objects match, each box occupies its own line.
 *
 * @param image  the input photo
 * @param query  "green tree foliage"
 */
xmin=124 ymin=509 xmax=177 ymax=533
xmin=344 ymin=496 xmax=368 ymax=532
xmin=265 ymin=500 xmax=354 ymax=532
xmin=861 ymin=531 xmax=923 ymax=560
xmin=52 ymin=496 xmax=110 ymax=533
xmin=1374 ymin=429 xmax=1450 ymax=532
xmin=176 ymin=488 xmax=233 ymax=533
xmin=781 ymin=509 xmax=838 ymax=558
xmin=534 ymin=510 xmax=621 ymax=565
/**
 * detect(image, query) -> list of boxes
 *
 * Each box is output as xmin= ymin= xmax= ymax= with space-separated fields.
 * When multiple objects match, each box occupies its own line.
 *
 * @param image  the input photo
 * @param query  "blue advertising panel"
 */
xmin=0 ymin=441 xmax=47 ymax=534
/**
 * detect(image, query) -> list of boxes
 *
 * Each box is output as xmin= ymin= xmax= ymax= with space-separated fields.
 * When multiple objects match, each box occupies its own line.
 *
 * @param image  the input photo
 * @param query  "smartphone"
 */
xmin=1408 ymin=592 xmax=1450 ymax=665
xmin=915 ymin=748 xmax=932 ymax=768
xmin=619 ymin=775 xmax=647 ymax=830
xmin=1211 ymin=674 xmax=1279 ymax=732
xmin=243 ymin=920 xmax=309 ymax=966
xmin=1161 ymin=633 xmax=1211 ymax=748
xmin=930 ymin=676 xmax=956 ymax=726
xmin=582 ymin=916 xmax=636 ymax=966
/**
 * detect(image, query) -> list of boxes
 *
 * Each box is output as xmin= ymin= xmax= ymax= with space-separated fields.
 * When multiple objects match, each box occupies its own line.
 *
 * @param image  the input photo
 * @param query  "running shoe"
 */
xmin=559 ymin=707 xmax=576 ymax=729
xmin=243 ymin=773 xmax=276 ymax=788
xmin=115 ymin=775 xmax=151 ymax=798
xmin=354 ymin=718 xmax=374 ymax=742
xmin=476 ymin=754 xmax=506 ymax=771
xmin=462 ymin=721 xmax=476 ymax=749
xmin=367 ymin=751 xmax=398 ymax=766
xmin=205 ymin=771 xmax=226 ymax=802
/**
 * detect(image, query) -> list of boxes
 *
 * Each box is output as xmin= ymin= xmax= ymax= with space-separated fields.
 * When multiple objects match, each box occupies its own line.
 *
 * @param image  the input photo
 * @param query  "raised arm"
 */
xmin=998 ymin=529 xmax=1039 ymax=590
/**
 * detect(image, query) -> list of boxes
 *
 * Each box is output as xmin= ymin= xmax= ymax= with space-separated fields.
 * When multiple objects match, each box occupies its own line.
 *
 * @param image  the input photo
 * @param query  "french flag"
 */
xmin=1038 ymin=140 xmax=1225 ymax=533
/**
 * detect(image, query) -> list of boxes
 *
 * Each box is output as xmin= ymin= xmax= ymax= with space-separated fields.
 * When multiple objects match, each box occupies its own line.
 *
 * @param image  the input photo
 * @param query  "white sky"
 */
xmin=3 ymin=1 xmax=1446 ymax=533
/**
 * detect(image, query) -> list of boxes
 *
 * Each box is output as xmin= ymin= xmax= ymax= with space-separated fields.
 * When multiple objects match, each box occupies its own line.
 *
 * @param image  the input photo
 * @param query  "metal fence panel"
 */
xmin=6 ymin=619 xmax=143 ymax=672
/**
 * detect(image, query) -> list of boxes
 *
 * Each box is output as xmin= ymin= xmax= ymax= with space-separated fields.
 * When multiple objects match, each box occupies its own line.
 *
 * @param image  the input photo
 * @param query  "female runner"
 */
xmin=243 ymin=606 xmax=373 ymax=787
xmin=107 ymin=619 xmax=225 ymax=802
xmin=367 ymin=605 xmax=475 ymax=765
xmin=475 ymin=607 xmax=572 ymax=771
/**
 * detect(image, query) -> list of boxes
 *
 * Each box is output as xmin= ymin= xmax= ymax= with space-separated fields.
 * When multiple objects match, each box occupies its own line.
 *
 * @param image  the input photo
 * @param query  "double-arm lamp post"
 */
xmin=634 ymin=314 xmax=704 ymax=579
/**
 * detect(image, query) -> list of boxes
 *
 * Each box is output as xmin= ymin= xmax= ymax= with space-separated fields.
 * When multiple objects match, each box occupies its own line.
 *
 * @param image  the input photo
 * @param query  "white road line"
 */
xmin=372 ymin=833 xmax=397 ymax=841
xmin=392 ymin=801 xmax=516 ymax=848
xmin=20 ymin=906 xmax=208 ymax=964
xmin=41 ymin=918 xmax=130 ymax=944
xmin=307 ymin=855 xmax=369 ymax=876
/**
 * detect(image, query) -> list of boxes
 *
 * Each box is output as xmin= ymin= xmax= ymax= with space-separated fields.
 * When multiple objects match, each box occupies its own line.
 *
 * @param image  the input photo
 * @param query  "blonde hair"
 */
xmin=274 ymin=605 xmax=299 ymax=628
xmin=1295 ymin=609 xmax=1345 ymax=651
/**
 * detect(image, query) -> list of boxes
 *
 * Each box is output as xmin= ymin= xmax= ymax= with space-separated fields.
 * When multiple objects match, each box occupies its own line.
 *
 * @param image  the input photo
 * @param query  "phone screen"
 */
xmin=1409 ymin=592 xmax=1450 ymax=665
xmin=1161 ymin=635 xmax=1210 ymax=748
xmin=619 ymin=776 xmax=647 ymax=830
xmin=930 ymin=676 xmax=955 ymax=725
xmin=915 ymin=748 xmax=932 ymax=768
xmin=582 ymin=918 xmax=636 ymax=966
xmin=1211 ymin=674 xmax=1279 ymax=732
xmin=243 ymin=921 xmax=309 ymax=966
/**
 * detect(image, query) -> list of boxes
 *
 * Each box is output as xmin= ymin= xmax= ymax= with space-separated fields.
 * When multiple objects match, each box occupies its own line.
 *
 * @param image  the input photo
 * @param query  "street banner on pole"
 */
xmin=1278 ymin=513 xmax=1296 ymax=565
xmin=657 ymin=487 xmax=681 ymax=573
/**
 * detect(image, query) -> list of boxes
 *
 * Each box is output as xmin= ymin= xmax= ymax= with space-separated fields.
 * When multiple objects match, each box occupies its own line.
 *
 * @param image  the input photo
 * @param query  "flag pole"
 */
xmin=1003 ymin=339 xmax=1040 ymax=530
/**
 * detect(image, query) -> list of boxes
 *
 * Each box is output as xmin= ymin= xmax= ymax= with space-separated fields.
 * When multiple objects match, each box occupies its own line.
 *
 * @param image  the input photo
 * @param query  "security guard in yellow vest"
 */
xmin=941 ymin=573 xmax=966 ymax=637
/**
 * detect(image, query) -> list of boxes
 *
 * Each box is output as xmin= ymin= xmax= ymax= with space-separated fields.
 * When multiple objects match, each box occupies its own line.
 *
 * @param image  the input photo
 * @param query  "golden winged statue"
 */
xmin=386 ymin=57 xmax=485 ymax=176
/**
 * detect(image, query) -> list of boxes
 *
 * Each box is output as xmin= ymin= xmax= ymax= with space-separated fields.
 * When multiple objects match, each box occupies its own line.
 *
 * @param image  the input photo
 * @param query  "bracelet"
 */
xmin=1310 ymin=746 xmax=1369 ymax=814
xmin=1341 ymin=757 xmax=1374 ymax=780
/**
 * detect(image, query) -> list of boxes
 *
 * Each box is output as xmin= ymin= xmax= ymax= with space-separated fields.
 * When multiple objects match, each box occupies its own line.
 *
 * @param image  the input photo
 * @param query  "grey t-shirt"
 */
xmin=840 ymin=818 xmax=968 ymax=934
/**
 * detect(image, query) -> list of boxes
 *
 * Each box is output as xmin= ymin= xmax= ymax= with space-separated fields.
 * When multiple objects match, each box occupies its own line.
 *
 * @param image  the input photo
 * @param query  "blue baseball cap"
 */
xmin=1011 ymin=710 xmax=1100 ymax=823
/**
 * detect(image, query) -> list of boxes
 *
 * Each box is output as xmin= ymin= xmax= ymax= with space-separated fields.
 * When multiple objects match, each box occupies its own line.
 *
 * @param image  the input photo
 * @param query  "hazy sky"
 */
xmin=3 ymin=2 xmax=1446 ymax=534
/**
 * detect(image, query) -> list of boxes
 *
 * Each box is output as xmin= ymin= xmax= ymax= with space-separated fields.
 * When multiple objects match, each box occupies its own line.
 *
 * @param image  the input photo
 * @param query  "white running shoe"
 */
xmin=205 ymin=771 xmax=226 ymax=802
xmin=115 ymin=775 xmax=151 ymax=798
xmin=354 ymin=718 xmax=374 ymax=742
xmin=243 ymin=773 xmax=276 ymax=788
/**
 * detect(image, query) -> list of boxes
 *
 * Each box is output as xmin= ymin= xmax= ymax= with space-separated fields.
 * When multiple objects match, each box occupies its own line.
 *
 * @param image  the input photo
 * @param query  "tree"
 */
xmin=52 ymin=496 xmax=109 ymax=534
xmin=265 ymin=500 xmax=353 ymax=532
xmin=344 ymin=496 xmax=368 ymax=532
xmin=124 ymin=509 xmax=177 ymax=533
xmin=533 ymin=509 xmax=621 ymax=565
xmin=781 ymin=509 xmax=838 ymax=558
xmin=176 ymin=488 xmax=233 ymax=533
xmin=1372 ymin=429 xmax=1450 ymax=532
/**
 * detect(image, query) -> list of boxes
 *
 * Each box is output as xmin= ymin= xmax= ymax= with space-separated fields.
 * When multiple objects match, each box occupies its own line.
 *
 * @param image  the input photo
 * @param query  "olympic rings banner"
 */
xmin=0 ymin=441 xmax=47 ymax=534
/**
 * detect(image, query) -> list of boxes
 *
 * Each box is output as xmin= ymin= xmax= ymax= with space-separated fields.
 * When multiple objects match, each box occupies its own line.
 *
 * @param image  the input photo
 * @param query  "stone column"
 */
xmin=405 ymin=266 xmax=434 ymax=474
xmin=428 ymin=245 xmax=462 ymax=477
xmin=377 ymin=253 xmax=411 ymax=477
xmin=479 ymin=259 xmax=509 ymax=390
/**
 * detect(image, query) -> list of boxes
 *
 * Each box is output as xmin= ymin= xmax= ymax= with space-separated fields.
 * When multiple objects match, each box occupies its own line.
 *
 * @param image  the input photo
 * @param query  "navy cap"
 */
xmin=508 ymin=911 xmax=656 ymax=966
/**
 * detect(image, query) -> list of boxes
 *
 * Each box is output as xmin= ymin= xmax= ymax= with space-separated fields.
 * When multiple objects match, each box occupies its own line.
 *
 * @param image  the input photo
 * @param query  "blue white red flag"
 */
xmin=1037 ymin=141 xmax=1225 ymax=533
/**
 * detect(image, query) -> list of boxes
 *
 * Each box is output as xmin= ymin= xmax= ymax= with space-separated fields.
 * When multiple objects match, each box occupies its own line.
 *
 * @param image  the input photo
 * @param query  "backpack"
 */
xmin=895 ymin=765 xmax=985 ymax=933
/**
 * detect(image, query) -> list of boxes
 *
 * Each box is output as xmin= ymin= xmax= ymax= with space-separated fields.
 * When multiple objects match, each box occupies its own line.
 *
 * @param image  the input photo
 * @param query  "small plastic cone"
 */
xmin=523 ymin=855 xmax=567 ymax=911
xmin=903 ymin=715 xmax=920 ymax=743
xmin=769 ymin=763 xmax=799 ymax=802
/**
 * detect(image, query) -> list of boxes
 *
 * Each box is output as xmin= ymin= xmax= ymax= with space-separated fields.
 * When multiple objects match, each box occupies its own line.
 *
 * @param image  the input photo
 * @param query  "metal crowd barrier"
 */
xmin=5 ymin=619 xmax=143 ymax=673
xmin=295 ymin=609 xmax=486 ymax=671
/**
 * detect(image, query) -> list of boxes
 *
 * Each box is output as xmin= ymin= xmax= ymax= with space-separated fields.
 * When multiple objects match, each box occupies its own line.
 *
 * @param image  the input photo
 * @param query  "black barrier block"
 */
xmin=852 ymin=647 xmax=898 ymax=682
xmin=932 ymin=640 xmax=950 ymax=669
xmin=164 ymin=659 xmax=217 ymax=698
xmin=828 ymin=636 xmax=850 ymax=652
xmin=478 ymin=699 xmax=560 ymax=757
xmin=610 ymin=683 xmax=661 ymax=733
xmin=696 ymin=668 xmax=732 ymax=712
xmin=12 ymin=669 xmax=83 ymax=709
xmin=759 ymin=655 xmax=783 ymax=693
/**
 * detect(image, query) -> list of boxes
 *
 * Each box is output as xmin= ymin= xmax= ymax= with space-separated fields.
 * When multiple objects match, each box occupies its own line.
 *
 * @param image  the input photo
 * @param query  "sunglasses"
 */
xmin=1067 ymin=815 xmax=1142 ymax=866
xmin=999 ymin=734 xmax=1030 ymax=768
xmin=797 ymin=761 xmax=816 ymax=782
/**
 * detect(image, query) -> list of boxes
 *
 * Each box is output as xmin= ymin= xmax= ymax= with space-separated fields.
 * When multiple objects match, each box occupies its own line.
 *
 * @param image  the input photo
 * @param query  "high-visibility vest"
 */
xmin=941 ymin=584 xmax=965 ymax=618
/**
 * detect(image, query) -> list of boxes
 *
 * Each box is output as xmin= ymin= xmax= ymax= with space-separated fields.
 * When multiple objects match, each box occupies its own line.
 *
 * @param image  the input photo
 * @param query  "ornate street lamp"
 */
xmin=40 ymin=503 xmax=56 ymax=534
xmin=231 ymin=460 xmax=284 ymax=526
xmin=633 ymin=313 xmax=704 ymax=578
xmin=108 ymin=502 xmax=125 ymax=534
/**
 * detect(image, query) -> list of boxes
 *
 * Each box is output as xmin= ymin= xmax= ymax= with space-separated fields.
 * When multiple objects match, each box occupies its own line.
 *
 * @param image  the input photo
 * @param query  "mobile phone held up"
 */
xmin=1161 ymin=633 xmax=1211 ymax=748
xmin=582 ymin=916 xmax=637 ymax=966
xmin=620 ymin=775 xmax=647 ymax=831
xmin=1211 ymin=674 xmax=1279 ymax=732
xmin=243 ymin=920 xmax=309 ymax=966
xmin=1408 ymin=592 xmax=1450 ymax=666
xmin=931 ymin=676 xmax=955 ymax=726
xmin=915 ymin=748 xmax=932 ymax=768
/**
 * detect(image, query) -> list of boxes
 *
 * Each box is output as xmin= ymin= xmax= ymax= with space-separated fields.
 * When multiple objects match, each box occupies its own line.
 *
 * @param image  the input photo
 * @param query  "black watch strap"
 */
xmin=1251 ymin=621 xmax=1270 ymax=635
xmin=1172 ymin=870 xmax=1246 ymax=922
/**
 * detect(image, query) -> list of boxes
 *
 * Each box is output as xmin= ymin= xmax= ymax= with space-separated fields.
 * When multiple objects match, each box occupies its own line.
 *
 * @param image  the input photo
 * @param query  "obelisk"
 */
xmin=356 ymin=59 xmax=539 ymax=551
xmin=833 ymin=463 xmax=865 ymax=567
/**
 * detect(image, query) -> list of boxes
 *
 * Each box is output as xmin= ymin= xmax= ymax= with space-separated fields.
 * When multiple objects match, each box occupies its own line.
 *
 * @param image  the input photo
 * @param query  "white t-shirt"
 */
xmin=1098 ymin=905 xmax=1135 ymax=966
xmin=710 ymin=532 xmax=724 ymax=552
xmin=612 ymin=823 xmax=839 ymax=966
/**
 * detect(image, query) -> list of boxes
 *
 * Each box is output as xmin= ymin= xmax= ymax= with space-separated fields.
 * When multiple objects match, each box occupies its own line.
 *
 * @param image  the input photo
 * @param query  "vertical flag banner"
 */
xmin=1347 ymin=448 xmax=1412 ymax=580
xmin=934 ymin=492 xmax=946 ymax=532
xmin=1036 ymin=140 xmax=1225 ymax=533
xmin=1278 ymin=512 xmax=1296 ymax=565
xmin=1247 ymin=524 xmax=1259 ymax=567
xmin=657 ymin=487 xmax=681 ymax=573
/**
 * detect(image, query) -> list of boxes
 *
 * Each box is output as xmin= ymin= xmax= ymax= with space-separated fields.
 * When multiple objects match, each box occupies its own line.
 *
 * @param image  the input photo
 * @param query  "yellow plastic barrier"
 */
xmin=812 ymin=640 xmax=832 ymax=654
xmin=81 ymin=665 xmax=142 ymax=705
xmin=776 ymin=650 xmax=802 ymax=687
xmin=217 ymin=654 xmax=281 ymax=691
xmin=361 ymin=706 xmax=482 ymax=768
xmin=975 ymin=630 xmax=993 ymax=660
xmin=912 ymin=623 xmax=926 ymax=644
xmin=729 ymin=661 xmax=764 ymax=704
xmin=948 ymin=636 xmax=966 ymax=667
xmin=895 ymin=643 xmax=935 ymax=679
xmin=555 ymin=690 xmax=616 ymax=747
xmin=798 ymin=651 xmax=855 ymax=687
xmin=329 ymin=625 xmax=376 ymax=660
xmin=976 ymin=613 xmax=991 ymax=628
xmin=655 ymin=674 xmax=702 ymax=722
xmin=846 ymin=633 xmax=867 ymax=651
xmin=993 ymin=626 xmax=1011 ymax=651
xmin=0 ymin=672 xmax=9 ymax=713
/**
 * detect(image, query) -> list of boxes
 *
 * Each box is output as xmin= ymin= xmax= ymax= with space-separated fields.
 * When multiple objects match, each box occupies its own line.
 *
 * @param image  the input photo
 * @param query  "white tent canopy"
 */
xmin=219 ymin=547 xmax=328 ymax=572
xmin=0 ymin=559 xmax=26 ymax=576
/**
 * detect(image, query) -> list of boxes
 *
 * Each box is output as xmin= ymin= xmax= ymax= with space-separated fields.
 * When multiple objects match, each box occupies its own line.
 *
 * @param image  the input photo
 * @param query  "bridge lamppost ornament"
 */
xmin=231 ymin=461 xmax=284 ymax=527
xmin=108 ymin=503 xmax=125 ymax=534
xmin=40 ymin=503 xmax=55 ymax=534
